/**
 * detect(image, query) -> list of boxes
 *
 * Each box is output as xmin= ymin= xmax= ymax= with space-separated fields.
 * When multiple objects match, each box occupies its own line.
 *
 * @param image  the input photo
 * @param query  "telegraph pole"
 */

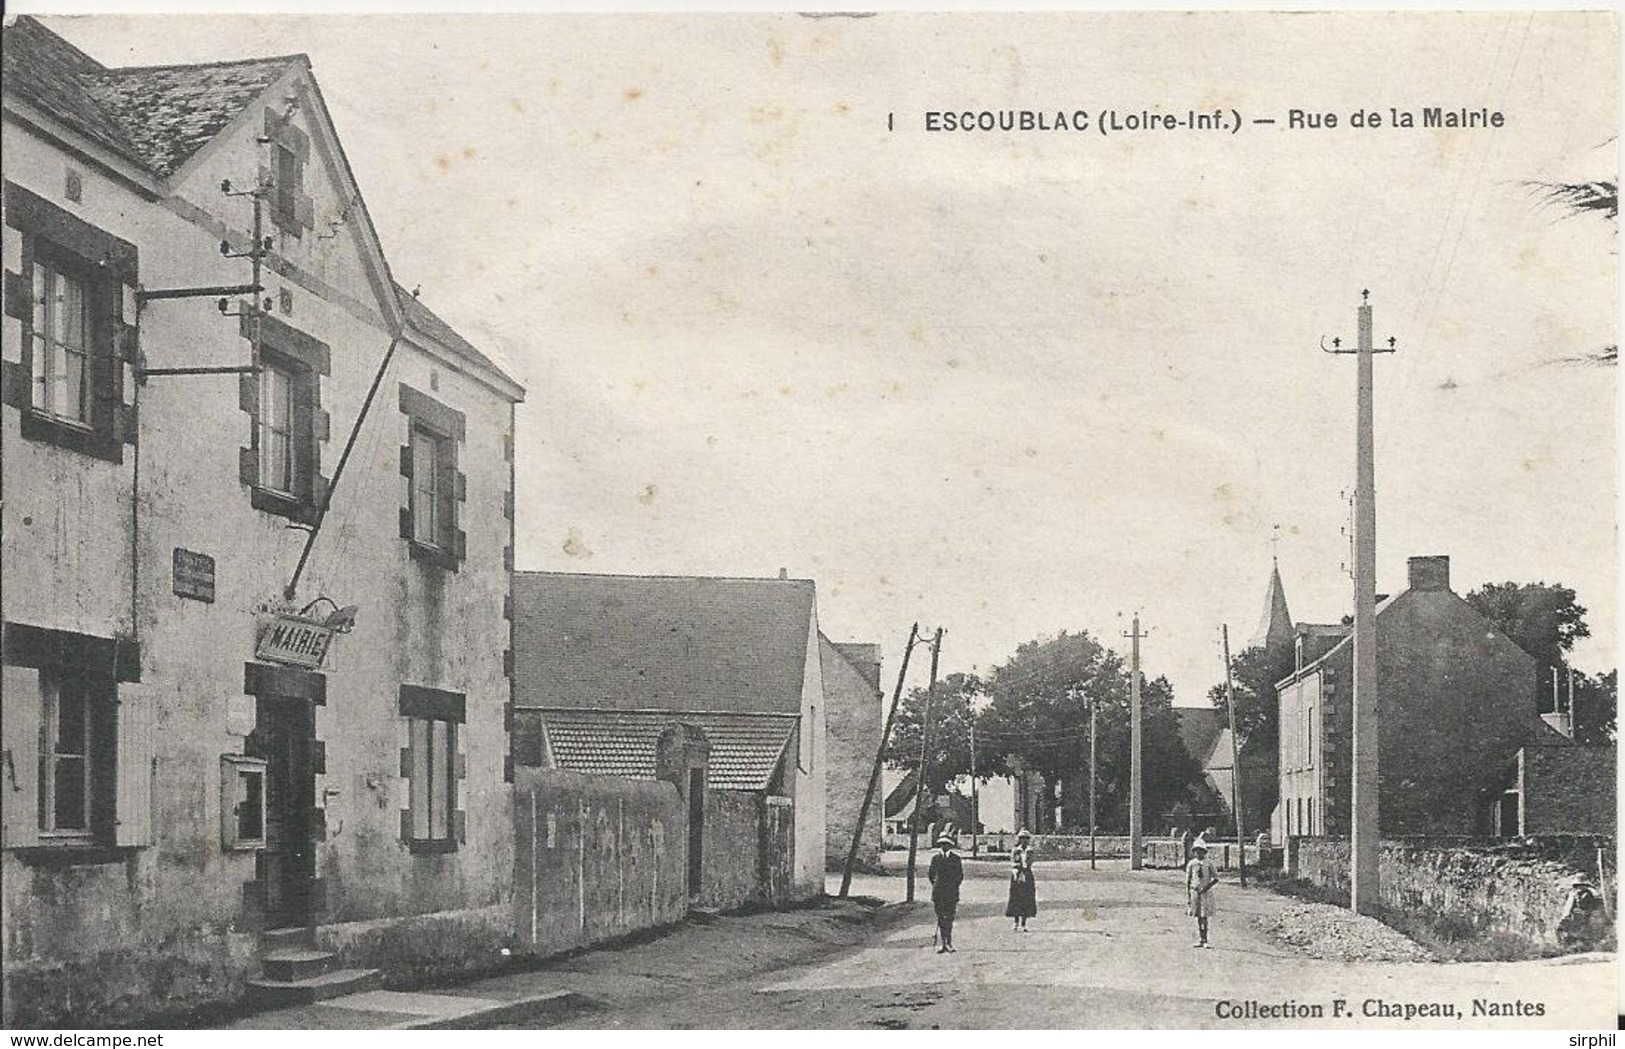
xmin=904 ymin=627 xmax=944 ymax=903
xmin=1222 ymin=624 xmax=1246 ymax=887
xmin=969 ymin=721 xmax=979 ymax=857
xmin=839 ymin=623 xmax=921 ymax=897
xmin=1088 ymin=695 xmax=1098 ymax=870
xmin=1323 ymin=290 xmax=1396 ymax=915
xmin=1125 ymin=615 xmax=1147 ymax=870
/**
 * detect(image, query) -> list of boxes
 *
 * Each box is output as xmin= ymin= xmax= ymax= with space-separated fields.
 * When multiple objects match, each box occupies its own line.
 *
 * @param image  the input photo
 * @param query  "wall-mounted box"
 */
xmin=221 ymin=754 xmax=267 ymax=851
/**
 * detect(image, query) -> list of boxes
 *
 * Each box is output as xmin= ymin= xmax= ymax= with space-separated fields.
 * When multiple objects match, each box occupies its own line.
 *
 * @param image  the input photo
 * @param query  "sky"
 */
xmin=34 ymin=11 xmax=1619 ymax=706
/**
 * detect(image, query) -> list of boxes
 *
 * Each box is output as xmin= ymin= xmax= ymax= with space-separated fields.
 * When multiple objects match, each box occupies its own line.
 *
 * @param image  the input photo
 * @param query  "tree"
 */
xmin=1206 ymin=641 xmax=1296 ymax=755
xmin=1572 ymin=670 xmax=1617 ymax=744
xmin=1464 ymin=581 xmax=1590 ymax=668
xmin=881 ymin=672 xmax=988 ymax=804
xmin=978 ymin=630 xmax=1200 ymax=834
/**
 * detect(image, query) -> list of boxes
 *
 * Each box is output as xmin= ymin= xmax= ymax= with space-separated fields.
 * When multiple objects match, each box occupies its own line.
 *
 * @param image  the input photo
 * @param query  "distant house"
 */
xmin=1274 ymin=555 xmax=1550 ymax=839
xmin=510 ymin=571 xmax=827 ymax=902
xmin=820 ymin=638 xmax=884 ymax=869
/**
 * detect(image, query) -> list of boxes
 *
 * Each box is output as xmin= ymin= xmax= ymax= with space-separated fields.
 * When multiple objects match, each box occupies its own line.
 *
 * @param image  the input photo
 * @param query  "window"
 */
xmin=1306 ymin=707 xmax=1314 ymax=769
xmin=408 ymin=718 xmax=455 ymax=841
xmin=410 ymin=426 xmax=445 ymax=547
xmin=258 ymin=357 xmax=298 ymax=495
xmin=38 ymin=666 xmax=114 ymax=840
xmin=274 ymin=142 xmax=301 ymax=231
xmin=30 ymin=258 xmax=91 ymax=426
xmin=398 ymin=384 xmax=466 ymax=571
xmin=239 ymin=314 xmax=328 ymax=525
xmin=398 ymin=684 xmax=465 ymax=853
xmin=4 ymin=181 xmax=136 ymax=464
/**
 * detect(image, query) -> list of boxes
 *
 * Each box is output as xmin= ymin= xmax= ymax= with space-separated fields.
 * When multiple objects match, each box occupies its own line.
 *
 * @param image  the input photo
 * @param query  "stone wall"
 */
xmin=1288 ymin=836 xmax=1614 ymax=954
xmin=699 ymin=790 xmax=764 ymax=911
xmin=978 ymin=834 xmax=1263 ymax=870
xmin=512 ymin=769 xmax=689 ymax=958
xmin=1524 ymin=746 xmax=1616 ymax=835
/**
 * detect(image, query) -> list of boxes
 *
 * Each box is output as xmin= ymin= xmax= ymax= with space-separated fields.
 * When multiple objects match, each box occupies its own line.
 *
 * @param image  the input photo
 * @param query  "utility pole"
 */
xmin=1088 ymin=695 xmax=1098 ymax=871
xmin=1323 ymin=289 xmax=1396 ymax=915
xmin=1222 ymin=624 xmax=1246 ymax=887
xmin=1125 ymin=615 xmax=1147 ymax=870
xmin=904 ymin=627 xmax=944 ymax=903
xmin=839 ymin=623 xmax=921 ymax=897
xmin=969 ymin=721 xmax=979 ymax=858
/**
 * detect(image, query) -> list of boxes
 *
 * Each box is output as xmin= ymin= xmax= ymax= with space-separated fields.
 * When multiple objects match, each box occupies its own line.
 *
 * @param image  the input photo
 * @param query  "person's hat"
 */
xmin=934 ymin=834 xmax=956 ymax=847
xmin=1017 ymin=828 xmax=1031 ymax=840
xmin=1191 ymin=837 xmax=1209 ymax=852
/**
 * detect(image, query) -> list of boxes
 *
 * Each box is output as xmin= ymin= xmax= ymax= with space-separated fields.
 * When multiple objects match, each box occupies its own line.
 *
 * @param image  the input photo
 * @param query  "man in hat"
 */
xmin=1185 ymin=836 xmax=1219 ymax=948
xmin=927 ymin=832 xmax=964 ymax=953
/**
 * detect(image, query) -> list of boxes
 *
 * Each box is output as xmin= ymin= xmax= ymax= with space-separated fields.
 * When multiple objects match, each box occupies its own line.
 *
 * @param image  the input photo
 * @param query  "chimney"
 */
xmin=1407 ymin=555 xmax=1450 ymax=592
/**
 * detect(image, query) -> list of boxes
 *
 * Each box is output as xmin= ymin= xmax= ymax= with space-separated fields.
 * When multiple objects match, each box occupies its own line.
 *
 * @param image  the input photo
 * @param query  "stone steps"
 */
xmin=248 ymin=967 xmax=383 ymax=1008
xmin=248 ymin=928 xmax=382 ymax=1009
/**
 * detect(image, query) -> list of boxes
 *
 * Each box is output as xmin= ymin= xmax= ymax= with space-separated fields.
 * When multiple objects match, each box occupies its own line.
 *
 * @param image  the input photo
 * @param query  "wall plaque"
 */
xmin=172 ymin=548 xmax=216 ymax=603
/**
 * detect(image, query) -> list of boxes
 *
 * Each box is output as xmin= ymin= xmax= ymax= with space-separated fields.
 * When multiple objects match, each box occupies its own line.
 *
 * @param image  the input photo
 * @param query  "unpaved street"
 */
xmin=513 ymin=859 xmax=1613 ymax=1030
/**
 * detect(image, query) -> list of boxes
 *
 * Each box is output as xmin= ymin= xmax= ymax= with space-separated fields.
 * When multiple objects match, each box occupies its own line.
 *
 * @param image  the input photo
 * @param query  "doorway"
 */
xmin=247 ymin=696 xmax=316 ymax=929
xmin=687 ymin=768 xmax=705 ymax=898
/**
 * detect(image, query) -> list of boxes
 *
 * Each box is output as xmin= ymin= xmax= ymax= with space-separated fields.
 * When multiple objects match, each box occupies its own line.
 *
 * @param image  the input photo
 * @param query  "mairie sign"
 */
xmin=255 ymin=614 xmax=336 ymax=669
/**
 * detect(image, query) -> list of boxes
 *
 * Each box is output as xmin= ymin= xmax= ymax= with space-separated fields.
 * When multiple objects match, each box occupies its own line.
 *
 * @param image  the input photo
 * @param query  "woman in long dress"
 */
xmin=1185 ymin=837 xmax=1218 ymax=948
xmin=1005 ymin=828 xmax=1038 ymax=931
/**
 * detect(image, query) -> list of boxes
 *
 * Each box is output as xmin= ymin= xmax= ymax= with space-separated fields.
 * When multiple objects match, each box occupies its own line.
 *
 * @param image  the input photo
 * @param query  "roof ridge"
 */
xmin=87 ymin=52 xmax=309 ymax=76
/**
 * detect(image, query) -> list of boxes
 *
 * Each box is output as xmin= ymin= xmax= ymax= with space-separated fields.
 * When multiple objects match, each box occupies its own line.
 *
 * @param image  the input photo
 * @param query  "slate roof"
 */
xmin=538 ymin=707 xmax=798 ymax=791
xmin=4 ymin=17 xmax=302 ymax=177
xmin=395 ymin=281 xmax=514 ymax=383
xmin=1176 ymin=707 xmax=1224 ymax=765
xmin=512 ymin=572 xmax=818 ymax=716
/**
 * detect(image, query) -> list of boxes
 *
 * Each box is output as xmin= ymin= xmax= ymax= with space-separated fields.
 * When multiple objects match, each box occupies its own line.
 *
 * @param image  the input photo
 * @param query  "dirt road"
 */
xmin=506 ymin=859 xmax=1613 ymax=1029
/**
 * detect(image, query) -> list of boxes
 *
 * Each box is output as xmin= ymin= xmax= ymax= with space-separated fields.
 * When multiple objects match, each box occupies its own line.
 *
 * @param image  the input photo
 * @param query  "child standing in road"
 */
xmin=1186 ymin=837 xmax=1219 ymax=948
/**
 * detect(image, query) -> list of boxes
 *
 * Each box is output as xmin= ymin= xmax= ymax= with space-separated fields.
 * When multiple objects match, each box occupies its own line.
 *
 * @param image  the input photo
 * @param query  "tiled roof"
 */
xmin=513 ymin=572 xmax=817 ymax=716
xmin=4 ymin=17 xmax=302 ymax=177
xmin=538 ymin=708 xmax=798 ymax=791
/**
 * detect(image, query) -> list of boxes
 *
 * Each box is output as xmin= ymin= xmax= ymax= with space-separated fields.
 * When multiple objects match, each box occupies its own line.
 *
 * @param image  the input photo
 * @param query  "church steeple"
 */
xmin=1251 ymin=559 xmax=1295 ymax=651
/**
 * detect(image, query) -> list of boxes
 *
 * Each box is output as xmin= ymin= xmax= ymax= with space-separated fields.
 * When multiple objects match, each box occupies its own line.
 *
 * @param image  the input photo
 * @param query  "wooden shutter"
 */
xmin=113 ymin=684 xmax=156 ymax=847
xmin=2 ymin=665 xmax=41 ymax=849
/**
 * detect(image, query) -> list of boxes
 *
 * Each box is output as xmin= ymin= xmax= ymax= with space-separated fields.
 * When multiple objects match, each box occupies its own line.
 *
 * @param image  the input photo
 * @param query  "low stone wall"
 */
xmin=1287 ymin=835 xmax=1614 ymax=954
xmin=975 ymin=834 xmax=1265 ymax=870
xmin=699 ymin=790 xmax=797 ymax=912
xmin=512 ymin=769 xmax=690 ymax=957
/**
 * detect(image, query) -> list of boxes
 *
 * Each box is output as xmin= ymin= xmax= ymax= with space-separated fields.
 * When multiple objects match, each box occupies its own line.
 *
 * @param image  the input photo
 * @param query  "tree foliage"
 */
xmin=976 ymin=630 xmax=1200 ymax=834
xmin=1465 ymin=581 xmax=1591 ymax=668
xmin=1571 ymin=669 xmax=1618 ymax=744
xmin=881 ymin=672 xmax=989 ymax=800
xmin=1206 ymin=641 xmax=1296 ymax=753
